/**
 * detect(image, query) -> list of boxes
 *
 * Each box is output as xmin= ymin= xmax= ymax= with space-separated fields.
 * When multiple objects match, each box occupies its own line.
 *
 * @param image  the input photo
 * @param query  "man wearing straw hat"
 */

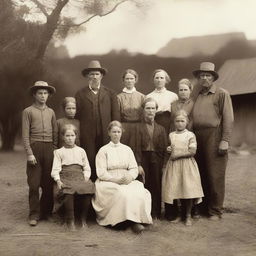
xmin=192 ymin=62 xmax=234 ymax=220
xmin=75 ymin=60 xmax=120 ymax=181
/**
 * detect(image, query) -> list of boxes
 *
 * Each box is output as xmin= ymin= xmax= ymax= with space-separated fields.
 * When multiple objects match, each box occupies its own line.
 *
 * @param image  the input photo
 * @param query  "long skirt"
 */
xmin=92 ymin=180 xmax=152 ymax=226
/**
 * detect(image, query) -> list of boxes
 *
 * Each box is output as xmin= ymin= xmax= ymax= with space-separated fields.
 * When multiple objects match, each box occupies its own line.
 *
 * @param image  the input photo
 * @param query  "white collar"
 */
xmin=122 ymin=87 xmax=137 ymax=94
xmin=89 ymin=84 xmax=100 ymax=94
xmin=154 ymin=87 xmax=167 ymax=93
xmin=109 ymin=141 xmax=121 ymax=147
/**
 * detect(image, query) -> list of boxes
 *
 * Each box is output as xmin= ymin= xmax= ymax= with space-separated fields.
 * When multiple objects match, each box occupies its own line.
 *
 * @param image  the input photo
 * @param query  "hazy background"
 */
xmin=1 ymin=0 xmax=256 ymax=149
xmin=64 ymin=0 xmax=256 ymax=56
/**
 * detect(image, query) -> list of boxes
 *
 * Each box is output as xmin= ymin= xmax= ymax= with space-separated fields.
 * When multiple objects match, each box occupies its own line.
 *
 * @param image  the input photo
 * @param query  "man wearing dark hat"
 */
xmin=192 ymin=62 xmax=234 ymax=220
xmin=75 ymin=60 xmax=120 ymax=181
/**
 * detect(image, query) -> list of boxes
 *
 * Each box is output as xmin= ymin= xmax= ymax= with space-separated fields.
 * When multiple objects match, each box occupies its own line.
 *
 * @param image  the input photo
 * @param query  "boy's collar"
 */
xmin=32 ymin=103 xmax=48 ymax=110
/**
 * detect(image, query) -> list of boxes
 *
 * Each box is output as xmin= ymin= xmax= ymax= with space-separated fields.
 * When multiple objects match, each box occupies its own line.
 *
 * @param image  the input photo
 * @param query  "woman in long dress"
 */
xmin=92 ymin=121 xmax=152 ymax=233
xmin=146 ymin=69 xmax=178 ymax=134
xmin=117 ymin=69 xmax=144 ymax=151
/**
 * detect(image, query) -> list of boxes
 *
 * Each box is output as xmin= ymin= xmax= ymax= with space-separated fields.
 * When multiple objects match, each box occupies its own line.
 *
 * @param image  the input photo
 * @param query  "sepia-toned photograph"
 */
xmin=0 ymin=0 xmax=255 ymax=255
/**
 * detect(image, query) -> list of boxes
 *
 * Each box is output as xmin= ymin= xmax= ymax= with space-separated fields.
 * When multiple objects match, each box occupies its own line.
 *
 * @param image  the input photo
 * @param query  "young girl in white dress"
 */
xmin=162 ymin=110 xmax=204 ymax=226
xmin=51 ymin=124 xmax=95 ymax=231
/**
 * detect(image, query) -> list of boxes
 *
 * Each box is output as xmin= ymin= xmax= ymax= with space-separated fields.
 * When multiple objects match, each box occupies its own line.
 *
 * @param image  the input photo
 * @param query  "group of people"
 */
xmin=22 ymin=60 xmax=234 ymax=233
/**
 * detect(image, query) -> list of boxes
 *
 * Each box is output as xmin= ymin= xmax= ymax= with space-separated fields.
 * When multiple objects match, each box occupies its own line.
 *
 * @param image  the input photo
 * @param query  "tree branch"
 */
xmin=60 ymin=0 xmax=129 ymax=27
xmin=30 ymin=0 xmax=49 ymax=17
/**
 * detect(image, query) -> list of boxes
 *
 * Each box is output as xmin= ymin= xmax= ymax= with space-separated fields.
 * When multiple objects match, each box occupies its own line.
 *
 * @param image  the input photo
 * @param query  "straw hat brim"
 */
xmin=81 ymin=67 xmax=107 ymax=77
xmin=192 ymin=70 xmax=219 ymax=81
xmin=29 ymin=85 xmax=56 ymax=95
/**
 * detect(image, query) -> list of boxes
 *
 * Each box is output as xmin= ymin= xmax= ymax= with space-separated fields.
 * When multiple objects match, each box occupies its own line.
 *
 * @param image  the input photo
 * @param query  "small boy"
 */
xmin=22 ymin=81 xmax=58 ymax=226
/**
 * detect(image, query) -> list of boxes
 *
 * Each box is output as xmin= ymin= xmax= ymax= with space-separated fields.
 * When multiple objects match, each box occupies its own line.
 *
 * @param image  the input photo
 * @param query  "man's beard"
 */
xmin=89 ymin=80 xmax=100 ymax=88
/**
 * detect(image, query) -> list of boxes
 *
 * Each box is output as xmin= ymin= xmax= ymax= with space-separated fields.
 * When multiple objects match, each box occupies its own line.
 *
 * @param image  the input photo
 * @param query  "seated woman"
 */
xmin=92 ymin=121 xmax=152 ymax=233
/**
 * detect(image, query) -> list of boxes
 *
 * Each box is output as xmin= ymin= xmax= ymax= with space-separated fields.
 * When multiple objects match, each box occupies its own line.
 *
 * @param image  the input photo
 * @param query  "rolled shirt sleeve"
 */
xmin=51 ymin=150 xmax=62 ymax=181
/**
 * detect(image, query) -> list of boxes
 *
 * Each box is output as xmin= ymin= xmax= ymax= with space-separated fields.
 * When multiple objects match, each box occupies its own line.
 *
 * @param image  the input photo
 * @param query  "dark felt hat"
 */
xmin=192 ymin=62 xmax=219 ymax=81
xmin=29 ymin=81 xmax=56 ymax=95
xmin=81 ymin=60 xmax=107 ymax=77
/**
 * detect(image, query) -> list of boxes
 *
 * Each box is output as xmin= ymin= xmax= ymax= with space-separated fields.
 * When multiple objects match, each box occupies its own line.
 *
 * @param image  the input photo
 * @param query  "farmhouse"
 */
xmin=215 ymin=58 xmax=256 ymax=146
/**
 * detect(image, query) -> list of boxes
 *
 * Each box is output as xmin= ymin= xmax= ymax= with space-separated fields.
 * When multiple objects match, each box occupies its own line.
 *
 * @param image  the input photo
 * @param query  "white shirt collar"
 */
xmin=154 ymin=87 xmax=167 ymax=93
xmin=122 ymin=87 xmax=137 ymax=94
xmin=89 ymin=84 xmax=100 ymax=94
xmin=109 ymin=141 xmax=121 ymax=147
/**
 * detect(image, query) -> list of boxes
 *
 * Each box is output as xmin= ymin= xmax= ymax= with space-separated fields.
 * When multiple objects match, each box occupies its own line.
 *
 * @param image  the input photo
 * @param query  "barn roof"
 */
xmin=215 ymin=58 xmax=256 ymax=95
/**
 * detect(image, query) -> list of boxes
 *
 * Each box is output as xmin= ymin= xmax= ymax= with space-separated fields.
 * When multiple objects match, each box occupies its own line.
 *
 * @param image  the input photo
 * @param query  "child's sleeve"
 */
xmin=188 ymin=132 xmax=197 ymax=150
xmin=22 ymin=109 xmax=33 ymax=156
xmin=51 ymin=150 xmax=62 ymax=181
xmin=81 ymin=149 xmax=91 ymax=180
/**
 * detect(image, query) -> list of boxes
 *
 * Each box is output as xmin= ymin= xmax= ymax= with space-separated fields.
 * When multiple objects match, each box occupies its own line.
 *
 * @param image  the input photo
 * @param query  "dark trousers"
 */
xmin=81 ymin=133 xmax=102 ymax=182
xmin=64 ymin=194 xmax=92 ymax=221
xmin=141 ymin=151 xmax=163 ymax=218
xmin=194 ymin=127 xmax=228 ymax=216
xmin=26 ymin=142 xmax=54 ymax=220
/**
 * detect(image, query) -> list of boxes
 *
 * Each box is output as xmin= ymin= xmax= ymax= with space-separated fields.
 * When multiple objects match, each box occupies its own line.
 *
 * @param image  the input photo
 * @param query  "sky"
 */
xmin=64 ymin=0 xmax=256 ymax=57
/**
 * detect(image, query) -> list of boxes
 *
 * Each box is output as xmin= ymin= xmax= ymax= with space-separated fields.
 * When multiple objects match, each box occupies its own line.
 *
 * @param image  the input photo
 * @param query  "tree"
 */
xmin=14 ymin=0 xmax=144 ymax=59
xmin=0 ymin=0 xmax=44 ymax=150
xmin=0 ymin=0 xmax=144 ymax=150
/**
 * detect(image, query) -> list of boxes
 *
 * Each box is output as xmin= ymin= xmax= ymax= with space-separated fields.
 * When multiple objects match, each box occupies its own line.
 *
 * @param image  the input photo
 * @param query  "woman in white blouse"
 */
xmin=92 ymin=121 xmax=152 ymax=233
xmin=147 ymin=69 xmax=178 ymax=133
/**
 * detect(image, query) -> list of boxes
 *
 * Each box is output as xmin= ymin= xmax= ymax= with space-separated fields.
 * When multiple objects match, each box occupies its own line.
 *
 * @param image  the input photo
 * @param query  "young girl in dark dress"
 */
xmin=51 ymin=124 xmax=95 ymax=231
xmin=57 ymin=97 xmax=80 ymax=148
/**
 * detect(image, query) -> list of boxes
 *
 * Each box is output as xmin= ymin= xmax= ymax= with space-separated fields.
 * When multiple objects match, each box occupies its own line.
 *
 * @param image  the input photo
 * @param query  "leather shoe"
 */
xmin=29 ymin=219 xmax=38 ymax=226
xmin=131 ymin=223 xmax=145 ymax=234
xmin=209 ymin=215 xmax=221 ymax=221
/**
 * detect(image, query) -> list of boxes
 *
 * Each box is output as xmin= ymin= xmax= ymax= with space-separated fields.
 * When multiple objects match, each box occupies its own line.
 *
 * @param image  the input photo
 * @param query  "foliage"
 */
xmin=0 ymin=0 xmax=142 ymax=150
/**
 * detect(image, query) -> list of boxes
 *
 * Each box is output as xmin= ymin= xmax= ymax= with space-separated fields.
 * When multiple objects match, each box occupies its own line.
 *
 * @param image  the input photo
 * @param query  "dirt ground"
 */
xmin=0 ymin=145 xmax=255 ymax=256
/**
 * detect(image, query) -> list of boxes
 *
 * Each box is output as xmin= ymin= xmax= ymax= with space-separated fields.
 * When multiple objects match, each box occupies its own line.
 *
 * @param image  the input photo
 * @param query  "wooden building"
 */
xmin=215 ymin=58 xmax=256 ymax=146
